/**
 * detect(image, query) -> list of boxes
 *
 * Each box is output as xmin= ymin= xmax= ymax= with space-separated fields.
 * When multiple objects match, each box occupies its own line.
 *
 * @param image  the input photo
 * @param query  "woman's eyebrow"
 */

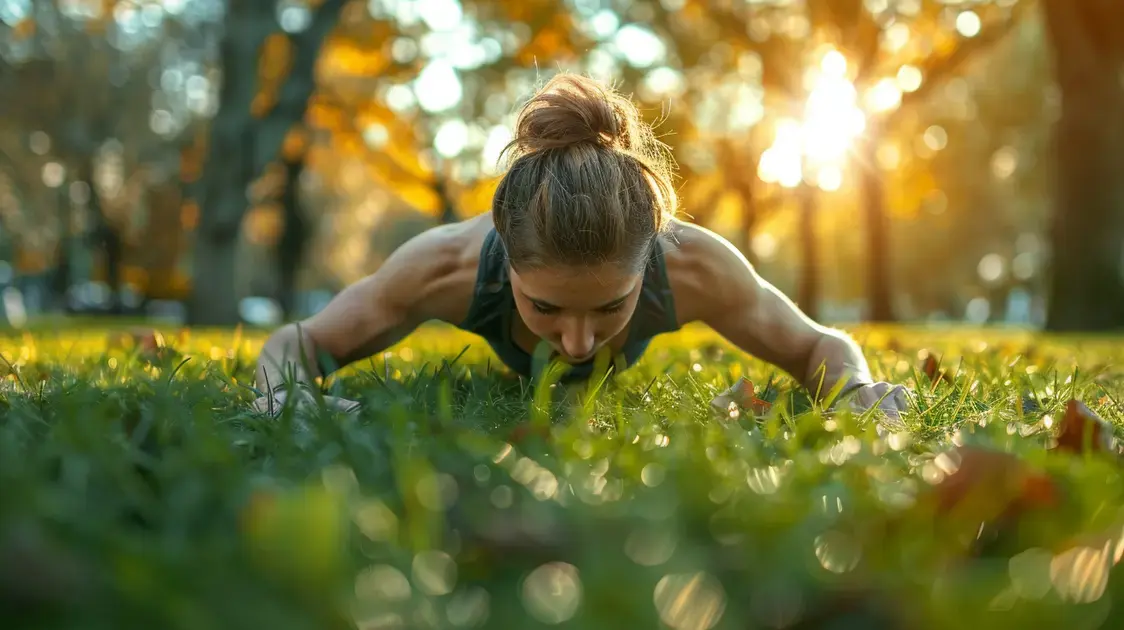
xmin=519 ymin=291 xmax=630 ymax=310
xmin=520 ymin=291 xmax=559 ymax=309
xmin=596 ymin=295 xmax=629 ymax=309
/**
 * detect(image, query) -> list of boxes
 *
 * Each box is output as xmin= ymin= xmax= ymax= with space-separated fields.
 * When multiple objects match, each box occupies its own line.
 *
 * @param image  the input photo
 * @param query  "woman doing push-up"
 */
xmin=253 ymin=73 xmax=909 ymax=419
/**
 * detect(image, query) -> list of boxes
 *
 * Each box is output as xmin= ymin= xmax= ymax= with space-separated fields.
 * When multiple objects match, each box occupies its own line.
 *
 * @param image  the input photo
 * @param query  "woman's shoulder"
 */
xmin=373 ymin=213 xmax=496 ymax=325
xmin=660 ymin=218 xmax=756 ymax=323
xmin=660 ymin=218 xmax=741 ymax=276
xmin=416 ymin=212 xmax=495 ymax=269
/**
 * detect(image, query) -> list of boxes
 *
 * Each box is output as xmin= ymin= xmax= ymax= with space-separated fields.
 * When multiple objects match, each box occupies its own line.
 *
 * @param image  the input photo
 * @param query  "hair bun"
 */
xmin=504 ymin=73 xmax=640 ymax=158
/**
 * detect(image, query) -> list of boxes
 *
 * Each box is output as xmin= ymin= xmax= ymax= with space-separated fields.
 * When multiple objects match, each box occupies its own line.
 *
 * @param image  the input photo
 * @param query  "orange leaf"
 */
xmin=711 ymin=377 xmax=772 ymax=417
xmin=508 ymin=424 xmax=551 ymax=444
xmin=919 ymin=351 xmax=953 ymax=386
xmin=923 ymin=447 xmax=1060 ymax=525
xmin=1054 ymin=399 xmax=1114 ymax=454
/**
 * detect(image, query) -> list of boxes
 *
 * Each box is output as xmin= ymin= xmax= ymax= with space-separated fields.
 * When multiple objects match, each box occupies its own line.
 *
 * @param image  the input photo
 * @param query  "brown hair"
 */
xmin=491 ymin=72 xmax=678 ymax=273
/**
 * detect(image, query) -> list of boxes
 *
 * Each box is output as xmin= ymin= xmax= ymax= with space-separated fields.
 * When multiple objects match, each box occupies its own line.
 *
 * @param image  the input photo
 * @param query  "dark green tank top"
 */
xmin=458 ymin=228 xmax=680 ymax=382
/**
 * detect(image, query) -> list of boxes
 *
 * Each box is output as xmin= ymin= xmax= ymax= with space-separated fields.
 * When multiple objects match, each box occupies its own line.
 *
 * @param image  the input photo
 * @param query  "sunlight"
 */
xmin=758 ymin=50 xmax=865 ymax=190
xmin=955 ymin=11 xmax=981 ymax=38
xmin=896 ymin=65 xmax=923 ymax=92
xmin=803 ymin=72 xmax=865 ymax=165
xmin=0 ymin=0 xmax=29 ymax=25
xmin=418 ymin=0 xmax=462 ymax=31
xmin=434 ymin=119 xmax=469 ymax=158
xmin=414 ymin=59 xmax=462 ymax=113
xmin=613 ymin=24 xmax=666 ymax=68
xmin=865 ymin=78 xmax=903 ymax=113
xmin=757 ymin=118 xmax=803 ymax=188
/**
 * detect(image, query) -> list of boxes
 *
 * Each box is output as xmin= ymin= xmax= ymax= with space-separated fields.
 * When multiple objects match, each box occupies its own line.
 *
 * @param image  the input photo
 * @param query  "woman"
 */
xmin=253 ymin=73 xmax=909 ymax=419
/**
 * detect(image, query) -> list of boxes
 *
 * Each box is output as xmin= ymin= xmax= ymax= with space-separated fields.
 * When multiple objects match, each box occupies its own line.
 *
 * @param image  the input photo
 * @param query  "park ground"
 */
xmin=2 ymin=322 xmax=1123 ymax=629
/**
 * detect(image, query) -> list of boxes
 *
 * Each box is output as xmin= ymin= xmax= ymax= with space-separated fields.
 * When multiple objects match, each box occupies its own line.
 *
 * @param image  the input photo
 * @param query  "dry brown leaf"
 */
xmin=1054 ymin=399 xmax=1114 ymax=454
xmin=920 ymin=351 xmax=954 ymax=387
xmin=922 ymin=447 xmax=1060 ymax=524
xmin=710 ymin=377 xmax=772 ymax=418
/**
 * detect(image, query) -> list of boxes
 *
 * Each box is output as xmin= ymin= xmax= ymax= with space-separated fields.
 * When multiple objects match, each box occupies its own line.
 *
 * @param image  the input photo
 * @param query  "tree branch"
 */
xmin=252 ymin=0 xmax=348 ymax=174
xmin=315 ymin=87 xmax=436 ymax=188
xmin=881 ymin=4 xmax=1030 ymax=130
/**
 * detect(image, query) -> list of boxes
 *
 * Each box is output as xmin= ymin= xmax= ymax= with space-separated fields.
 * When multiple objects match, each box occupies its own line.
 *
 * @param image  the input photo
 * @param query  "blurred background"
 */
xmin=0 ymin=0 xmax=1119 ymax=332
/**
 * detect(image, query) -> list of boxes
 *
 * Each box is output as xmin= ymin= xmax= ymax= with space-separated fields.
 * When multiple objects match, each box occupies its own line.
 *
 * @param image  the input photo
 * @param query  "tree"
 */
xmin=634 ymin=0 xmax=1027 ymax=320
xmin=887 ymin=16 xmax=1055 ymax=323
xmin=1040 ymin=0 xmax=1124 ymax=331
xmin=186 ymin=0 xmax=346 ymax=325
xmin=0 ymin=1 xmax=218 ymax=310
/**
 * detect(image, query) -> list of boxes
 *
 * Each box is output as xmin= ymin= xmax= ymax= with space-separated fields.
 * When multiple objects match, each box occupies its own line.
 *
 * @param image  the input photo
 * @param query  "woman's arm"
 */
xmin=254 ymin=222 xmax=478 ymax=398
xmin=667 ymin=222 xmax=908 ymax=416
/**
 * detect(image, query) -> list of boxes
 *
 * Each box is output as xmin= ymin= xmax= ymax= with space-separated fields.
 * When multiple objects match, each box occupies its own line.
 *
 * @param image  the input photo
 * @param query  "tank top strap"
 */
xmin=458 ymin=227 xmax=510 ymax=335
xmin=626 ymin=237 xmax=680 ymax=344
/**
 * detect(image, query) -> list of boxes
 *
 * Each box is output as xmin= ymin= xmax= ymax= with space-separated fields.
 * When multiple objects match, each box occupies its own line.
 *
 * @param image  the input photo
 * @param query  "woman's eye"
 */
xmin=599 ymin=304 xmax=624 ymax=314
xmin=532 ymin=302 xmax=558 ymax=314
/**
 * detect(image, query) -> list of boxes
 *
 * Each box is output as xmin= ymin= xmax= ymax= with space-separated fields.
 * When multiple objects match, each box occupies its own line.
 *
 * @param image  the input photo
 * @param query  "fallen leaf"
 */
xmin=509 ymin=424 xmax=551 ymax=444
xmin=923 ymin=446 xmax=1060 ymax=523
xmin=710 ymin=377 xmax=772 ymax=418
xmin=1054 ymin=399 xmax=1114 ymax=454
xmin=107 ymin=327 xmax=165 ymax=352
xmin=919 ymin=351 xmax=954 ymax=388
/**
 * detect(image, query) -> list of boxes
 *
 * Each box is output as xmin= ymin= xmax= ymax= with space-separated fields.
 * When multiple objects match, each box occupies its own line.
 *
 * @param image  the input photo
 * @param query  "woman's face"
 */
xmin=509 ymin=262 xmax=643 ymax=363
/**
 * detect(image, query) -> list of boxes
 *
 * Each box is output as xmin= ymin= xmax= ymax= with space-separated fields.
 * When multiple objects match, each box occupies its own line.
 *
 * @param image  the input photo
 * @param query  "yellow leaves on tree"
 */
xmin=179 ymin=133 xmax=207 ymax=184
xmin=244 ymin=203 xmax=285 ymax=247
xmin=887 ymin=165 xmax=938 ymax=220
xmin=457 ymin=178 xmax=500 ymax=218
xmin=281 ymin=125 xmax=310 ymax=163
xmin=317 ymin=32 xmax=395 ymax=81
xmin=306 ymin=91 xmax=446 ymax=215
xmin=516 ymin=20 xmax=574 ymax=66
xmin=10 ymin=16 xmax=35 ymax=40
xmin=180 ymin=200 xmax=199 ymax=231
xmin=252 ymin=34 xmax=294 ymax=119
xmin=14 ymin=247 xmax=49 ymax=275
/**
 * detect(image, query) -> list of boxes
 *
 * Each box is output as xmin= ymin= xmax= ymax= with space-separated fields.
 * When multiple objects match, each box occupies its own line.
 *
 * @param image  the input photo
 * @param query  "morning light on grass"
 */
xmin=3 ymin=325 xmax=1123 ymax=629
xmin=4 ymin=0 xmax=1124 ymax=629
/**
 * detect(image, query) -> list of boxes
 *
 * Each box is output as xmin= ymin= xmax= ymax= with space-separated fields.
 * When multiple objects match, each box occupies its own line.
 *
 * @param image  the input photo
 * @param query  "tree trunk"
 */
xmin=433 ymin=175 xmax=460 ymax=225
xmin=1041 ymin=0 xmax=1124 ymax=332
xmin=277 ymin=157 xmax=309 ymax=320
xmin=50 ymin=185 xmax=71 ymax=312
xmin=187 ymin=0 xmax=345 ymax=326
xmin=859 ymin=131 xmax=894 ymax=322
xmin=191 ymin=228 xmax=242 ymax=326
xmin=77 ymin=156 xmax=123 ymax=313
xmin=798 ymin=181 xmax=820 ymax=321
xmin=186 ymin=3 xmax=273 ymax=326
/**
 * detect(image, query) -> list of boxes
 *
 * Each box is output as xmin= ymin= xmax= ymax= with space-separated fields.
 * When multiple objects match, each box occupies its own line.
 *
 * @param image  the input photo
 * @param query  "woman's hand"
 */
xmin=838 ymin=382 xmax=911 ymax=422
xmin=252 ymin=386 xmax=360 ymax=417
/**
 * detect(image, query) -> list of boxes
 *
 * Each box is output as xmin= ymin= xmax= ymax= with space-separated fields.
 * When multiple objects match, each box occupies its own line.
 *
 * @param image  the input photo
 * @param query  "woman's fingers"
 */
xmin=324 ymin=396 xmax=361 ymax=413
xmin=252 ymin=391 xmax=360 ymax=415
xmin=252 ymin=391 xmax=286 ymax=415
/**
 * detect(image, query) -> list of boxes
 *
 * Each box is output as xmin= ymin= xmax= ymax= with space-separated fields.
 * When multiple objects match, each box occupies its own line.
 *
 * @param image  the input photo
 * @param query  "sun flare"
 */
xmin=758 ymin=49 xmax=866 ymax=190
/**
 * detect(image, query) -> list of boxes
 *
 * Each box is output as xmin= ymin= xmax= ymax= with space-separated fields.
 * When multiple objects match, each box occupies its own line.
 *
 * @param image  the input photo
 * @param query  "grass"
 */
xmin=1 ymin=321 xmax=1123 ymax=630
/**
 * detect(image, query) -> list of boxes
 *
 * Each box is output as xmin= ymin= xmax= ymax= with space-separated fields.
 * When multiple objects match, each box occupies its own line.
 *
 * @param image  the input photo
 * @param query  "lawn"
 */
xmin=1 ymin=322 xmax=1123 ymax=630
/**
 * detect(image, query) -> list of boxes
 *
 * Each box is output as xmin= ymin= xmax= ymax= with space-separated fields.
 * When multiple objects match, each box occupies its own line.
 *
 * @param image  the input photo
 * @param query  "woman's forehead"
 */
xmin=510 ymin=263 xmax=641 ymax=306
